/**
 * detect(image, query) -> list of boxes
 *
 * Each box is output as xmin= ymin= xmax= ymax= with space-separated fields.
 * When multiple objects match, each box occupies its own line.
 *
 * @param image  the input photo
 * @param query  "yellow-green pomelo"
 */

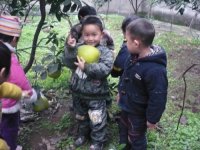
xmin=77 ymin=45 xmax=100 ymax=63
xmin=48 ymin=70 xmax=61 ymax=79
xmin=33 ymin=93 xmax=49 ymax=112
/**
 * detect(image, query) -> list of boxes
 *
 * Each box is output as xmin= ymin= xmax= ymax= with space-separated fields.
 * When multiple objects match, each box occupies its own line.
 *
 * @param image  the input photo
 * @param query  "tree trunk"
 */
xmin=24 ymin=0 xmax=46 ymax=73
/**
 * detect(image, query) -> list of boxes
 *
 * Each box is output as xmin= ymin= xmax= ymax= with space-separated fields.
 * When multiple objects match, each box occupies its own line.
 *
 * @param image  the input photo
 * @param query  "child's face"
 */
xmin=82 ymin=24 xmax=103 ymax=47
xmin=125 ymin=31 xmax=140 ymax=54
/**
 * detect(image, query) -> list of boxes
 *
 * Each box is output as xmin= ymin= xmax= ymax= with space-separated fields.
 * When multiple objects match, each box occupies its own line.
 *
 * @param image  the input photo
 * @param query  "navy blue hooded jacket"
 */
xmin=118 ymin=45 xmax=168 ymax=124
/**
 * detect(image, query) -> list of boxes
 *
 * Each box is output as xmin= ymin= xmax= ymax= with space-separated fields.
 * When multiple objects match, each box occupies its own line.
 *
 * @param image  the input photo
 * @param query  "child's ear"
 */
xmin=133 ymin=39 xmax=140 ymax=46
xmin=0 ymin=68 xmax=5 ymax=76
xmin=0 ymin=68 xmax=6 ymax=83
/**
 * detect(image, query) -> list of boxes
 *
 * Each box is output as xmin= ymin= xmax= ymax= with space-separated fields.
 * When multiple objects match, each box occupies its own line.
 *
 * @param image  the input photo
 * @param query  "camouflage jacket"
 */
xmin=64 ymin=44 xmax=114 ymax=99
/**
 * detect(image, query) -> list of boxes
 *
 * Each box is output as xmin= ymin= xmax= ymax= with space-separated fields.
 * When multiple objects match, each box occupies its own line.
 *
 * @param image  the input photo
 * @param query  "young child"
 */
xmin=69 ymin=5 xmax=114 ymax=50
xmin=66 ymin=6 xmax=114 ymax=110
xmin=0 ymin=15 xmax=37 ymax=150
xmin=118 ymin=18 xmax=168 ymax=149
xmin=64 ymin=16 xmax=114 ymax=150
xmin=111 ymin=15 xmax=139 ymax=77
xmin=111 ymin=15 xmax=139 ymax=150
xmin=0 ymin=42 xmax=29 ymax=100
xmin=0 ymin=42 xmax=31 ymax=150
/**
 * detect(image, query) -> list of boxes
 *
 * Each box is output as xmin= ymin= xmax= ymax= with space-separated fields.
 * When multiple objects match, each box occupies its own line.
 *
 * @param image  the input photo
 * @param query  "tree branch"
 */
xmin=128 ymin=0 xmax=136 ymax=13
xmin=24 ymin=0 xmax=46 ymax=73
xmin=176 ymin=64 xmax=199 ymax=131
xmin=137 ymin=0 xmax=146 ymax=12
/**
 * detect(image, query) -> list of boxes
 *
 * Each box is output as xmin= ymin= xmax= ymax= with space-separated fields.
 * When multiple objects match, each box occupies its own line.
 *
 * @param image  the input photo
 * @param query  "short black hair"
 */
xmin=126 ymin=18 xmax=155 ymax=47
xmin=121 ymin=15 xmax=140 ymax=33
xmin=81 ymin=16 xmax=103 ymax=32
xmin=78 ymin=6 xmax=97 ymax=21
xmin=0 ymin=42 xmax=11 ymax=78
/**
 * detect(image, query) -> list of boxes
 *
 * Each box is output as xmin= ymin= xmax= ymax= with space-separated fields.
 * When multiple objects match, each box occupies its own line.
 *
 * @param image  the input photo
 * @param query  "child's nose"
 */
xmin=88 ymin=36 xmax=93 ymax=41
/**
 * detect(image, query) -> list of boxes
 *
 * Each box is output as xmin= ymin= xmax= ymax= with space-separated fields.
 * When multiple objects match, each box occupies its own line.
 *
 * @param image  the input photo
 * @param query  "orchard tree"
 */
xmin=160 ymin=0 xmax=200 ymax=14
xmin=0 ymin=0 xmax=82 ymax=75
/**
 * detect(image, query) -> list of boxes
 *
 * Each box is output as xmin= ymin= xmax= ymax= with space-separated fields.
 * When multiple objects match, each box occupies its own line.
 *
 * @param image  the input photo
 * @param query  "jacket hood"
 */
xmin=139 ymin=45 xmax=167 ymax=67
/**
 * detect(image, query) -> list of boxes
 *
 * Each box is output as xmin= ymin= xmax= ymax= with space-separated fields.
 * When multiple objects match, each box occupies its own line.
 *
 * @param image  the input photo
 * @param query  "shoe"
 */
xmin=74 ymin=136 xmax=87 ymax=147
xmin=89 ymin=143 xmax=103 ymax=150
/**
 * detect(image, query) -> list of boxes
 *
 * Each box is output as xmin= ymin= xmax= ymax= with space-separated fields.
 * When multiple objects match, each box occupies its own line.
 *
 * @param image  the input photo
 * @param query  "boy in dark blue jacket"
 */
xmin=118 ymin=18 xmax=168 ymax=150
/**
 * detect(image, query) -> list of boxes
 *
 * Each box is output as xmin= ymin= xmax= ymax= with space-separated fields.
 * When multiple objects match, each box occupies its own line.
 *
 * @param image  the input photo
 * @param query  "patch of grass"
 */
xmin=148 ymin=101 xmax=200 ymax=150
xmin=40 ymin=112 xmax=73 ymax=132
xmin=56 ymin=136 xmax=74 ymax=150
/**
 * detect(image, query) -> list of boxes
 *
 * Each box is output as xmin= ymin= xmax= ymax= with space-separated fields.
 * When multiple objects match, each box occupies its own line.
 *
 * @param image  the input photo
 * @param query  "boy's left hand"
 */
xmin=147 ymin=121 xmax=156 ymax=130
xmin=74 ymin=56 xmax=86 ymax=71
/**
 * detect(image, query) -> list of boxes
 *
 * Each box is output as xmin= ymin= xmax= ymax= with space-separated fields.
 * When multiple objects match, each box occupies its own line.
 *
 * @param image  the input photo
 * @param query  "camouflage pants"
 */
xmin=73 ymin=95 xmax=107 ymax=144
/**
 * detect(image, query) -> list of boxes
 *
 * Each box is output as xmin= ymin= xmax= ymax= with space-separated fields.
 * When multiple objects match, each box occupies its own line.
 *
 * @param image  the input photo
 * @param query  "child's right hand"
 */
xmin=67 ymin=34 xmax=76 ymax=47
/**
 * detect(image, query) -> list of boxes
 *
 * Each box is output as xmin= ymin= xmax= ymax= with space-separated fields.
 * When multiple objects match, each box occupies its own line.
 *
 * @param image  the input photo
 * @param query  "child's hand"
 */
xmin=21 ymin=90 xmax=32 ymax=99
xmin=74 ymin=56 xmax=86 ymax=71
xmin=67 ymin=34 xmax=76 ymax=47
xmin=116 ymin=93 xmax=120 ymax=103
xmin=147 ymin=121 xmax=157 ymax=130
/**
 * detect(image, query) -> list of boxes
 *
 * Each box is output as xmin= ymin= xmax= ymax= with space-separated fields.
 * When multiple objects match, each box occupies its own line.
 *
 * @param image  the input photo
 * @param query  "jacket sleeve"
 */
xmin=145 ymin=67 xmax=168 ymax=124
xmin=111 ymin=44 xmax=129 ymax=77
xmin=0 ymin=82 xmax=22 ymax=100
xmin=63 ymin=44 xmax=78 ymax=70
xmin=84 ymin=48 xmax=114 ymax=79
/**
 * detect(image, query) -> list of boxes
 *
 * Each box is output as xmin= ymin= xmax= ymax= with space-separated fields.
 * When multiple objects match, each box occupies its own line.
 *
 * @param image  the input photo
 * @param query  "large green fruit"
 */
xmin=48 ymin=70 xmax=61 ymax=79
xmin=33 ymin=92 xmax=49 ymax=112
xmin=78 ymin=45 xmax=100 ymax=64
xmin=47 ymin=62 xmax=61 ymax=79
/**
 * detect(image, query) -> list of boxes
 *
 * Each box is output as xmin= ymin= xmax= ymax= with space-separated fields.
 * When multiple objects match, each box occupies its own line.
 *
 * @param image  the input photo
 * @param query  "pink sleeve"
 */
xmin=8 ymin=54 xmax=32 ymax=92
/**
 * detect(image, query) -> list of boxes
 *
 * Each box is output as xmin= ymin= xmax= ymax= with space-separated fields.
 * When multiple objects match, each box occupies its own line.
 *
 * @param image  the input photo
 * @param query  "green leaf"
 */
xmin=53 ymin=38 xmax=59 ymax=46
xmin=19 ymin=11 xmax=24 ymax=16
xmin=64 ymin=0 xmax=71 ymax=6
xmin=72 ymin=0 xmax=82 ymax=7
xmin=63 ymin=2 xmax=71 ymax=12
xmin=40 ymin=71 xmax=47 ymax=80
xmin=42 ymin=54 xmax=55 ymax=64
xmin=70 ymin=3 xmax=77 ymax=12
xmin=50 ymin=45 xmax=57 ymax=52
xmin=32 ymin=65 xmax=45 ymax=73
xmin=11 ymin=9 xmax=19 ymax=15
xmin=20 ymin=0 xmax=26 ymax=7
xmin=56 ymin=13 xmax=62 ymax=21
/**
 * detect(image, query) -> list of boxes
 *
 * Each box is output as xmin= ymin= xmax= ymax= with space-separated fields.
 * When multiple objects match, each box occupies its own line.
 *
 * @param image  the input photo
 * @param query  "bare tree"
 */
xmin=128 ymin=0 xmax=146 ymax=14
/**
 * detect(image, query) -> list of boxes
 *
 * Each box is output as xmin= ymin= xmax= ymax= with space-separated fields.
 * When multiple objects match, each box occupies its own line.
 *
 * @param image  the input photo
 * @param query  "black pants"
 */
xmin=73 ymin=95 xmax=107 ymax=144
xmin=118 ymin=110 xmax=147 ymax=150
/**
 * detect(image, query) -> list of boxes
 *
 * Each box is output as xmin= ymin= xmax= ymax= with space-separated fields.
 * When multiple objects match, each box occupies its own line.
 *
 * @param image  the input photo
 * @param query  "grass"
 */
xmin=16 ymin=14 xmax=200 ymax=149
